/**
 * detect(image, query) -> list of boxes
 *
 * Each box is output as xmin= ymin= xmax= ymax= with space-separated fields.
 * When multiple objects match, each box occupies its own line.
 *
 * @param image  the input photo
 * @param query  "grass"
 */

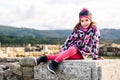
xmin=101 ymin=56 xmax=120 ymax=59
xmin=88 ymin=55 xmax=120 ymax=59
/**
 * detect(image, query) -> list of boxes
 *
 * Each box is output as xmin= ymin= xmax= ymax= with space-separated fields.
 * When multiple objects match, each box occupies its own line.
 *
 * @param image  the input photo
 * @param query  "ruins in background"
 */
xmin=0 ymin=43 xmax=120 ymax=57
xmin=0 ymin=44 xmax=61 ymax=57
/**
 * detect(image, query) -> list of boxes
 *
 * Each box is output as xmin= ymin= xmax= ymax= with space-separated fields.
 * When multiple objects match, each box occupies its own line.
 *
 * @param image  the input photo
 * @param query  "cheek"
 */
xmin=88 ymin=20 xmax=91 ymax=23
xmin=88 ymin=21 xmax=91 ymax=24
xmin=81 ymin=22 xmax=84 ymax=25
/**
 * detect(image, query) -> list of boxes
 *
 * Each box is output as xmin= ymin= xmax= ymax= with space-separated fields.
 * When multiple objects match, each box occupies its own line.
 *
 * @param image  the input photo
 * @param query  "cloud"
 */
xmin=0 ymin=0 xmax=120 ymax=30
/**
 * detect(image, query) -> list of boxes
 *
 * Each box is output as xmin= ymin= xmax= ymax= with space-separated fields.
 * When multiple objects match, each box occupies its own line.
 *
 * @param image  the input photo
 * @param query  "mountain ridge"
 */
xmin=0 ymin=25 xmax=120 ymax=40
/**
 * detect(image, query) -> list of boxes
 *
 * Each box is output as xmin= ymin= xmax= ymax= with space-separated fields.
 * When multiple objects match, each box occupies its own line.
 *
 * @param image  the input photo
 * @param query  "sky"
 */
xmin=0 ymin=0 xmax=120 ymax=30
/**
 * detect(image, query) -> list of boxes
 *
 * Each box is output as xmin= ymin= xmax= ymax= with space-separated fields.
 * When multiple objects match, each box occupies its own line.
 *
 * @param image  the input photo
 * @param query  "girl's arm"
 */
xmin=91 ymin=27 xmax=100 ymax=60
xmin=59 ymin=31 xmax=74 ymax=52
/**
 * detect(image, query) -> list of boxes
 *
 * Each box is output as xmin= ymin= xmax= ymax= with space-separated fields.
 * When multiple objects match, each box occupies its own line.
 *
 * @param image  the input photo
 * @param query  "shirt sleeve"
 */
xmin=91 ymin=27 xmax=100 ymax=60
xmin=59 ymin=31 xmax=74 ymax=52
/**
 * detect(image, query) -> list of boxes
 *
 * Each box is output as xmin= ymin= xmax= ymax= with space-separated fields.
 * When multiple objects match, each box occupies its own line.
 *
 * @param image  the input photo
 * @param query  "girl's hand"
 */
xmin=83 ymin=55 xmax=88 ymax=59
xmin=97 ymin=57 xmax=104 ymax=60
xmin=83 ymin=53 xmax=91 ymax=59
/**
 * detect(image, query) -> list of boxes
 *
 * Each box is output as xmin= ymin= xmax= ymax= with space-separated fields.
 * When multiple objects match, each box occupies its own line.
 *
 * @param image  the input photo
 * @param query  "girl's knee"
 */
xmin=68 ymin=46 xmax=77 ymax=52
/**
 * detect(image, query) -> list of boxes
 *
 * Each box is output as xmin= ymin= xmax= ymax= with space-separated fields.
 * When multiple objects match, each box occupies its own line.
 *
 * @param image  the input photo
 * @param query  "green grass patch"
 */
xmin=88 ymin=55 xmax=120 ymax=59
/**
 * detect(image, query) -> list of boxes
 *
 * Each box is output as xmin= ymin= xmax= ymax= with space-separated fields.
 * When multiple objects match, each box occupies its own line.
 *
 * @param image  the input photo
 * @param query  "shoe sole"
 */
xmin=47 ymin=65 xmax=56 ymax=74
xmin=34 ymin=58 xmax=38 ymax=65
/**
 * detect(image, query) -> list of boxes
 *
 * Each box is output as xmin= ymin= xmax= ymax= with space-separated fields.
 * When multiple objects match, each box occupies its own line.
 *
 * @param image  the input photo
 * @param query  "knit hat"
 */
xmin=79 ymin=8 xmax=92 ymax=20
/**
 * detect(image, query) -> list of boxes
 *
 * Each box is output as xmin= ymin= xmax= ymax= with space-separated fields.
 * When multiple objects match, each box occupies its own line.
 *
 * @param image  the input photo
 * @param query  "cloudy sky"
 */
xmin=0 ymin=0 xmax=120 ymax=30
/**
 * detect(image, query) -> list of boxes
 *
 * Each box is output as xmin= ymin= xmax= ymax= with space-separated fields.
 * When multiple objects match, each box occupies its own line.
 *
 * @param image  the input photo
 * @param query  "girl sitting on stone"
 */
xmin=35 ymin=8 xmax=104 ymax=74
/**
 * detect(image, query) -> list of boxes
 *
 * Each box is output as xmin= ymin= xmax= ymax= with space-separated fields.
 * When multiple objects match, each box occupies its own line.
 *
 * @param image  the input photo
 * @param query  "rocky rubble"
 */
xmin=0 ymin=57 xmax=35 ymax=80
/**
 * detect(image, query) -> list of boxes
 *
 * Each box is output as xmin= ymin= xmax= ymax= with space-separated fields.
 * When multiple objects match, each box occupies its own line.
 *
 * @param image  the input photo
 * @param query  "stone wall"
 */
xmin=0 ymin=45 xmax=61 ymax=57
xmin=34 ymin=60 xmax=120 ymax=80
xmin=0 ymin=57 xmax=35 ymax=80
xmin=0 ymin=57 xmax=120 ymax=80
xmin=99 ymin=43 xmax=120 ymax=56
xmin=99 ymin=47 xmax=120 ymax=56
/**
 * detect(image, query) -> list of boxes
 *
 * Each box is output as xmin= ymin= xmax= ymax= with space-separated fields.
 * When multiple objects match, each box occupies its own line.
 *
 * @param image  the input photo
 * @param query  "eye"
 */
xmin=81 ymin=20 xmax=84 ymax=22
xmin=85 ymin=19 xmax=88 ymax=22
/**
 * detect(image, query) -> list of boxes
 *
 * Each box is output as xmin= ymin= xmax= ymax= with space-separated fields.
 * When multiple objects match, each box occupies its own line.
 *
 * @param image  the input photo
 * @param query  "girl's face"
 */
xmin=80 ymin=17 xmax=91 ymax=28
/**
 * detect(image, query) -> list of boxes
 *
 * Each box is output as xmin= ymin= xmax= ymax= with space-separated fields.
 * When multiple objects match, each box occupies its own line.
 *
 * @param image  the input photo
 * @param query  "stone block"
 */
xmin=22 ymin=67 xmax=34 ymax=78
xmin=34 ymin=60 xmax=98 ymax=80
xmin=19 ymin=57 xmax=35 ymax=67
xmin=9 ymin=62 xmax=22 ymax=75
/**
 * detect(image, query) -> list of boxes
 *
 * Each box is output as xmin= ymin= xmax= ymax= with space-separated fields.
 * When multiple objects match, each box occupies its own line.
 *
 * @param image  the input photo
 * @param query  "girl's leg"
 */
xmin=35 ymin=54 xmax=59 ymax=65
xmin=47 ymin=46 xmax=83 ymax=74
xmin=47 ymin=52 xmax=83 ymax=60
xmin=47 ymin=54 xmax=59 ymax=60
xmin=35 ymin=56 xmax=48 ymax=65
xmin=67 ymin=52 xmax=83 ymax=60
xmin=54 ymin=46 xmax=82 ymax=63
xmin=47 ymin=46 xmax=83 ymax=61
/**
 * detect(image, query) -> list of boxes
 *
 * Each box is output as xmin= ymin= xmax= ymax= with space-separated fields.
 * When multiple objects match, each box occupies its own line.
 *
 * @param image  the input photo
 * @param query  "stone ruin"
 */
xmin=0 ymin=57 xmax=35 ymax=80
xmin=0 ymin=57 xmax=120 ymax=80
xmin=0 ymin=44 xmax=61 ymax=57
xmin=1 ymin=43 xmax=120 ymax=58
xmin=0 ymin=43 xmax=120 ymax=80
xmin=99 ymin=43 xmax=120 ymax=56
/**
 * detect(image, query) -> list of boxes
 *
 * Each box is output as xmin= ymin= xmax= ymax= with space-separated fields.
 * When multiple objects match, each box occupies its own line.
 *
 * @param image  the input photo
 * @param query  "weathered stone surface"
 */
xmin=34 ymin=60 xmax=120 ymax=80
xmin=0 ymin=71 xmax=4 ymax=80
xmin=22 ymin=67 xmax=34 ymax=78
xmin=0 ymin=57 xmax=35 ymax=80
xmin=34 ymin=60 xmax=97 ymax=80
xmin=96 ymin=60 xmax=120 ymax=80
xmin=19 ymin=57 xmax=36 ymax=66
xmin=23 ymin=77 xmax=34 ymax=80
xmin=0 ymin=57 xmax=21 ymax=63
xmin=0 ymin=57 xmax=120 ymax=80
xmin=9 ymin=62 xmax=22 ymax=75
xmin=5 ymin=57 xmax=18 ymax=62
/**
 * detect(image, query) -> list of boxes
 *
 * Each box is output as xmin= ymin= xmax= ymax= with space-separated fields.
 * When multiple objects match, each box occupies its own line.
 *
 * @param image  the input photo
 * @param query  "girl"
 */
xmin=35 ymin=8 xmax=104 ymax=74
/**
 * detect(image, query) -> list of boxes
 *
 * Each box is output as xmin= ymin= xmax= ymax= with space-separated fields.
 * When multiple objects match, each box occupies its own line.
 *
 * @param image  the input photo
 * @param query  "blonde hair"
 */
xmin=73 ymin=21 xmax=96 ymax=32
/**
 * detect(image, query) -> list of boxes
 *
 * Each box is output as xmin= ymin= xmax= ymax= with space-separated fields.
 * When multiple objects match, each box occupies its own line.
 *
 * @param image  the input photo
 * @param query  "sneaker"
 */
xmin=47 ymin=61 xmax=58 ymax=74
xmin=35 ymin=56 xmax=47 ymax=65
xmin=35 ymin=58 xmax=38 ymax=65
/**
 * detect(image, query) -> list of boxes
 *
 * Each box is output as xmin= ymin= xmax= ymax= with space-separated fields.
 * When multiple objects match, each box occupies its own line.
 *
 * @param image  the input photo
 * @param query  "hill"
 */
xmin=0 ymin=25 xmax=120 ymax=40
xmin=100 ymin=29 xmax=120 ymax=40
xmin=0 ymin=25 xmax=71 ymax=38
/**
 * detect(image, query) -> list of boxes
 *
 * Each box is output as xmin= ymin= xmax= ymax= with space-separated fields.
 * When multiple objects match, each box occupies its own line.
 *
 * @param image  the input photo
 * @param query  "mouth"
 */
xmin=83 ymin=25 xmax=89 ymax=28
